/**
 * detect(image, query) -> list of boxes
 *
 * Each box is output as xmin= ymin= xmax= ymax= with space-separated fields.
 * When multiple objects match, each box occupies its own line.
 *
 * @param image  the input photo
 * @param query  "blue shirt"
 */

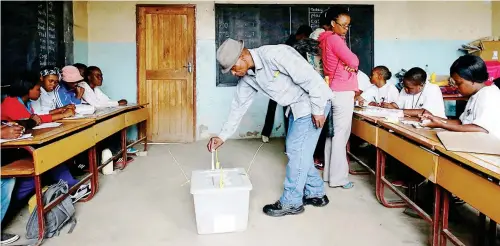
xmin=54 ymin=83 xmax=81 ymax=107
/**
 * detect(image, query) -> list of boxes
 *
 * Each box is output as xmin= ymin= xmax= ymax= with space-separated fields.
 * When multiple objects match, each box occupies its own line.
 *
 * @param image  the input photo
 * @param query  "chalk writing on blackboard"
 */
xmin=308 ymin=7 xmax=327 ymax=30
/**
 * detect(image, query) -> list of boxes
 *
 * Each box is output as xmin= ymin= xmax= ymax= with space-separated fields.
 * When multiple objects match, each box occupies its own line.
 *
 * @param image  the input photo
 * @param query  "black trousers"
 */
xmin=261 ymin=99 xmax=288 ymax=137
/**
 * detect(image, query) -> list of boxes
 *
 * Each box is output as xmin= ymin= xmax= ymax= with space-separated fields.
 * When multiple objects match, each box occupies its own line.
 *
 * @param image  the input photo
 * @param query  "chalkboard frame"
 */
xmin=215 ymin=4 xmax=374 ymax=87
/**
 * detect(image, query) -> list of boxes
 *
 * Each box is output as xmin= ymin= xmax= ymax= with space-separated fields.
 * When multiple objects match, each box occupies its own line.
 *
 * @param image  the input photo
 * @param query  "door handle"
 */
xmin=183 ymin=62 xmax=192 ymax=74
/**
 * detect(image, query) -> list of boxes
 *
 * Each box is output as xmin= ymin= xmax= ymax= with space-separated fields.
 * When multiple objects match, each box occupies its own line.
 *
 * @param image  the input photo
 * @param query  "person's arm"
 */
xmin=218 ymin=77 xmax=257 ymax=142
xmin=271 ymin=47 xmax=328 ymax=116
xmin=422 ymin=117 xmax=486 ymax=132
xmin=95 ymin=88 xmax=120 ymax=107
xmin=328 ymin=35 xmax=359 ymax=69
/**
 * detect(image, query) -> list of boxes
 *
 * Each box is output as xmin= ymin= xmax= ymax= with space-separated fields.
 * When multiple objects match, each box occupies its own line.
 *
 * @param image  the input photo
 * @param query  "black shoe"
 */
xmin=263 ymin=201 xmax=304 ymax=217
xmin=1 ymin=233 xmax=20 ymax=245
xmin=303 ymin=195 xmax=329 ymax=207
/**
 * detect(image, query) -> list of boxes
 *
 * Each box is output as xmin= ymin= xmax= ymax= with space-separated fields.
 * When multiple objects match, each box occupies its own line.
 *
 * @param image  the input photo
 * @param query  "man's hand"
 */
xmin=1 ymin=124 xmax=24 ymax=139
xmin=207 ymin=137 xmax=224 ymax=152
xmin=75 ymin=86 xmax=85 ymax=99
xmin=381 ymin=102 xmax=397 ymax=109
xmin=312 ymin=114 xmax=326 ymax=128
xmin=368 ymin=102 xmax=379 ymax=107
xmin=354 ymin=96 xmax=365 ymax=107
xmin=63 ymin=109 xmax=76 ymax=118
xmin=30 ymin=115 xmax=42 ymax=125
xmin=64 ymin=104 xmax=76 ymax=110
xmin=118 ymin=99 xmax=128 ymax=106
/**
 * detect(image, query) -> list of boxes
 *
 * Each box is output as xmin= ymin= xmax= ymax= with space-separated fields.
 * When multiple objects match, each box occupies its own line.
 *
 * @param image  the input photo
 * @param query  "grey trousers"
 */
xmin=323 ymin=91 xmax=354 ymax=186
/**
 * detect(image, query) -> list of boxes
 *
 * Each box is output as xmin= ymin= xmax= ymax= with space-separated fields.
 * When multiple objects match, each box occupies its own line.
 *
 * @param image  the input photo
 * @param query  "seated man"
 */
xmin=55 ymin=65 xmax=85 ymax=107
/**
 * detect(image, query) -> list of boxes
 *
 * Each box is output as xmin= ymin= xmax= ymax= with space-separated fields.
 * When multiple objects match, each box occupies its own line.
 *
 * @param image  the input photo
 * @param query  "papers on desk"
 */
xmin=437 ymin=132 xmax=500 ymax=155
xmin=0 ymin=133 xmax=33 ymax=143
xmin=32 ymin=122 xmax=62 ymax=130
xmin=63 ymin=114 xmax=88 ymax=120
xmin=356 ymin=106 xmax=404 ymax=120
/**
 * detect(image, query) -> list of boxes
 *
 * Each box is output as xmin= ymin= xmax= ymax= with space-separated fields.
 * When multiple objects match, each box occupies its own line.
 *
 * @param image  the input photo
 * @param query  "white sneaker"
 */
xmin=262 ymin=136 xmax=269 ymax=143
xmin=70 ymin=183 xmax=91 ymax=204
xmin=1 ymin=233 xmax=19 ymax=245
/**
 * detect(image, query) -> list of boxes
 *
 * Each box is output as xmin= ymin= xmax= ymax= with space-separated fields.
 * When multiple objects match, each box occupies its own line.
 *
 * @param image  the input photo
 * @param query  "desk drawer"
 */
xmin=94 ymin=115 xmax=126 ymax=142
xmin=378 ymin=128 xmax=438 ymax=182
xmin=437 ymin=157 xmax=500 ymax=222
xmin=124 ymin=108 xmax=148 ymax=128
xmin=33 ymin=127 xmax=95 ymax=175
xmin=351 ymin=118 xmax=378 ymax=146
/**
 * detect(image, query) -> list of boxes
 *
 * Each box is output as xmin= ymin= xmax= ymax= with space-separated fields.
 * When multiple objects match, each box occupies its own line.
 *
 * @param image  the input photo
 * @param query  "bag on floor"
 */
xmin=26 ymin=180 xmax=77 ymax=240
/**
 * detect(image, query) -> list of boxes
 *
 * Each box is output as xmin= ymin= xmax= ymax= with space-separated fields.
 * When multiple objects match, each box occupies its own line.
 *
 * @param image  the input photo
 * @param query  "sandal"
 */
xmin=331 ymin=182 xmax=354 ymax=189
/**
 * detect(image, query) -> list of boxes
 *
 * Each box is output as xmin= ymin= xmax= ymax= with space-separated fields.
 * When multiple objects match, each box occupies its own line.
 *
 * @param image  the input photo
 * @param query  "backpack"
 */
xmin=26 ymin=180 xmax=77 ymax=241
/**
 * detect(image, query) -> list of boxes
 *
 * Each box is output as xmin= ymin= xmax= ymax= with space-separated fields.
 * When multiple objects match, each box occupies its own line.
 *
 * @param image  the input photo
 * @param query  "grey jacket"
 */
xmin=218 ymin=44 xmax=334 ymax=141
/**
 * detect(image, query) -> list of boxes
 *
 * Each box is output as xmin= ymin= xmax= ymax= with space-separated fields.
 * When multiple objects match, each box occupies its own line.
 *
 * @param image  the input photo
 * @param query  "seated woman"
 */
xmin=79 ymin=66 xmax=127 ymax=108
xmin=1 ymin=76 xmax=74 ymax=124
xmin=383 ymin=67 xmax=447 ymax=118
xmin=31 ymin=66 xmax=75 ymax=116
xmin=54 ymin=66 xmax=85 ymax=108
xmin=358 ymin=66 xmax=399 ymax=107
xmin=422 ymin=55 xmax=500 ymax=139
xmin=1 ymin=77 xmax=91 ymax=204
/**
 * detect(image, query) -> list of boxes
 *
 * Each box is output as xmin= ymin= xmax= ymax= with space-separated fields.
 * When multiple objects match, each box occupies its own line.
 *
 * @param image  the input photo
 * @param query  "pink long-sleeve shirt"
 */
xmin=318 ymin=31 xmax=359 ymax=92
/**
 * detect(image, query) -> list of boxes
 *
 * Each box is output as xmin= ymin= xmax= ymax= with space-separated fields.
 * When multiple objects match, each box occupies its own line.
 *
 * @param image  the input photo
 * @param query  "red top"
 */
xmin=318 ymin=31 xmax=359 ymax=92
xmin=1 ymin=97 xmax=52 ymax=123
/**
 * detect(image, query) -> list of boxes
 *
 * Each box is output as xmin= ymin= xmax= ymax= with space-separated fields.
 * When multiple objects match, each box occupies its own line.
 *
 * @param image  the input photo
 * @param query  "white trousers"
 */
xmin=323 ymin=91 xmax=354 ymax=186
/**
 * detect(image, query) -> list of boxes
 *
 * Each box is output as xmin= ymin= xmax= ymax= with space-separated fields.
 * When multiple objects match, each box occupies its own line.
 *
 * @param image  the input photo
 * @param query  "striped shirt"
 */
xmin=218 ymin=44 xmax=334 ymax=141
xmin=54 ymin=82 xmax=81 ymax=107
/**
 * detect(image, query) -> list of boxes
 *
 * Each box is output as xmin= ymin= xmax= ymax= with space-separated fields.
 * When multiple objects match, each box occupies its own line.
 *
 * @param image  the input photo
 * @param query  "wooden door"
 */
xmin=137 ymin=6 xmax=195 ymax=143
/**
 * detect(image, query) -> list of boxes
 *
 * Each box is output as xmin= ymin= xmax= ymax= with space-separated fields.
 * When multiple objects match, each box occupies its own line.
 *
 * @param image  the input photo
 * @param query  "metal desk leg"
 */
xmin=479 ymin=213 xmax=487 ymax=246
xmin=120 ymin=129 xmax=127 ymax=169
xmin=375 ymin=148 xmax=406 ymax=208
xmin=432 ymin=185 xmax=441 ymax=246
xmin=34 ymin=175 xmax=45 ymax=245
xmin=80 ymin=147 xmax=97 ymax=202
xmin=488 ymin=220 xmax=497 ymax=246
xmin=441 ymin=191 xmax=466 ymax=246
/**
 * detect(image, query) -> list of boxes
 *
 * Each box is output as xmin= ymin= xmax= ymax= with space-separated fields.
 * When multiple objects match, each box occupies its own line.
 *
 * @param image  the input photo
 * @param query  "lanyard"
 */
xmin=17 ymin=97 xmax=32 ymax=113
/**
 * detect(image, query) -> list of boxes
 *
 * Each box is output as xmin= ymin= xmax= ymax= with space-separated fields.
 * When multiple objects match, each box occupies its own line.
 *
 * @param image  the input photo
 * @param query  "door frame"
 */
xmin=136 ymin=4 xmax=197 ymax=142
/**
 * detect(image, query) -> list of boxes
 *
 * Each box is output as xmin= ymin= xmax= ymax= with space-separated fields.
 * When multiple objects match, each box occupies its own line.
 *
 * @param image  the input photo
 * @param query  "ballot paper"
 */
xmin=32 ymin=122 xmax=62 ymax=130
xmin=0 ymin=133 xmax=33 ymax=143
xmin=356 ymin=106 xmax=404 ymax=119
xmin=63 ymin=114 xmax=87 ymax=120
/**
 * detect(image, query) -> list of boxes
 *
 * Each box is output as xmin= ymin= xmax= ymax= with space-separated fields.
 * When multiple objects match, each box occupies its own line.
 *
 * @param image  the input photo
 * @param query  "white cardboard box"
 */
xmin=190 ymin=168 xmax=252 ymax=235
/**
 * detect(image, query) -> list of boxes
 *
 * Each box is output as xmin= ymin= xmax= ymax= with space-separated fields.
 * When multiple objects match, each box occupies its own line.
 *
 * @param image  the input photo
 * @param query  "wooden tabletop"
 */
xmin=378 ymin=120 xmax=444 ymax=150
xmin=1 ymin=120 xmax=95 ymax=146
xmin=436 ymin=146 xmax=500 ymax=180
xmin=58 ymin=104 xmax=147 ymax=122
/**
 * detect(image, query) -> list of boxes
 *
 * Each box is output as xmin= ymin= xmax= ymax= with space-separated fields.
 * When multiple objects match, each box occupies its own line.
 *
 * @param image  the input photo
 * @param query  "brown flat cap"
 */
xmin=216 ymin=38 xmax=244 ymax=74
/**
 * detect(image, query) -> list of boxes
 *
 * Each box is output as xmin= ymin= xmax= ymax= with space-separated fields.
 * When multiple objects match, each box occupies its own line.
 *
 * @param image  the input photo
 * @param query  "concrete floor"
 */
xmin=6 ymin=139 xmax=452 ymax=246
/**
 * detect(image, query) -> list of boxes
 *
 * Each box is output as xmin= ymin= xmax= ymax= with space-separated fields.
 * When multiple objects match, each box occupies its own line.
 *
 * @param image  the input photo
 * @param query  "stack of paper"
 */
xmin=0 ymin=133 xmax=33 ymax=143
xmin=32 ymin=122 xmax=62 ymax=130
xmin=356 ymin=106 xmax=404 ymax=119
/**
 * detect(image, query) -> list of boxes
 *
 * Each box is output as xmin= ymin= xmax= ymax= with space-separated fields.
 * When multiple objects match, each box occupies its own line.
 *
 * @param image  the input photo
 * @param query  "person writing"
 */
xmin=383 ymin=67 xmax=446 ymax=118
xmin=358 ymin=66 xmax=399 ymax=107
xmin=208 ymin=38 xmax=333 ymax=217
xmin=421 ymin=55 xmax=500 ymax=139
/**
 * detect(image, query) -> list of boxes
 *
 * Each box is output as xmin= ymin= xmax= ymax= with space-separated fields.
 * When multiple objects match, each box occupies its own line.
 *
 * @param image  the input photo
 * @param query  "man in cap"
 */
xmin=207 ymin=38 xmax=334 ymax=217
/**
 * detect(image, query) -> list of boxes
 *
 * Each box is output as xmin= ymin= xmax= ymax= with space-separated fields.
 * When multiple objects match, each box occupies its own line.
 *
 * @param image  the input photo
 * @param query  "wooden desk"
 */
xmin=435 ymin=149 xmax=500 ymax=246
xmin=1 ymin=120 xmax=98 ymax=244
xmin=443 ymin=94 xmax=467 ymax=101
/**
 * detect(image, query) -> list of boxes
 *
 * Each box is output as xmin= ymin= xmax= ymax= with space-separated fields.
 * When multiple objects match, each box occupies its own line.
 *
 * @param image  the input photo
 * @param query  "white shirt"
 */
xmin=361 ymin=83 xmax=399 ymax=104
xmin=459 ymin=85 xmax=500 ymax=139
xmin=79 ymin=82 xmax=119 ymax=108
xmin=357 ymin=70 xmax=372 ymax=92
xmin=396 ymin=83 xmax=447 ymax=118
xmin=31 ymin=87 xmax=57 ymax=114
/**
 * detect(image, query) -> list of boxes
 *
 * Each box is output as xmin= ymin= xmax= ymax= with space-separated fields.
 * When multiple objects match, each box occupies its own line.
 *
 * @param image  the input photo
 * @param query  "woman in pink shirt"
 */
xmin=318 ymin=7 xmax=359 ymax=189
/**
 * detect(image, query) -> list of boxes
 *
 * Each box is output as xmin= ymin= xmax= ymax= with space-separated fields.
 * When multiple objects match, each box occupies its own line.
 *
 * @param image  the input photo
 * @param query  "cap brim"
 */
xmin=220 ymin=40 xmax=244 ymax=74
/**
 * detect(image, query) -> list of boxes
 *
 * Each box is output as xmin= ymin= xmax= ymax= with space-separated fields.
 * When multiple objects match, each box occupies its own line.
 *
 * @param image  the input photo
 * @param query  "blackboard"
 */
xmin=215 ymin=4 xmax=374 ymax=87
xmin=1 ymin=1 xmax=73 ymax=87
